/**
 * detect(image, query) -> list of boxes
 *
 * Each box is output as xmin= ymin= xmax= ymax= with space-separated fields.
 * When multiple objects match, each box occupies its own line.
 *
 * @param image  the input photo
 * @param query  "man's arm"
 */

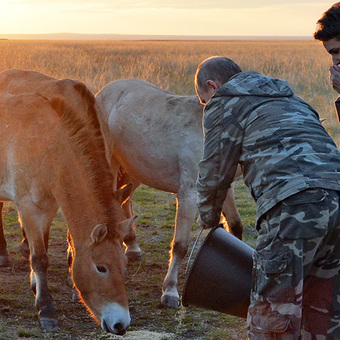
xmin=197 ymin=99 xmax=242 ymax=228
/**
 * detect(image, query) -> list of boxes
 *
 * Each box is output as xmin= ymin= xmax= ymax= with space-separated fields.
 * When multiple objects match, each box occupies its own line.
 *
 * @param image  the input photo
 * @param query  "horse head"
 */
xmin=70 ymin=219 xmax=134 ymax=335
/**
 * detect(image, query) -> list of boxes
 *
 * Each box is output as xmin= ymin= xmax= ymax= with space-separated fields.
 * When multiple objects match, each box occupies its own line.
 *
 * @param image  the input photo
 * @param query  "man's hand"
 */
xmin=196 ymin=215 xmax=212 ymax=229
xmin=330 ymin=65 xmax=340 ymax=94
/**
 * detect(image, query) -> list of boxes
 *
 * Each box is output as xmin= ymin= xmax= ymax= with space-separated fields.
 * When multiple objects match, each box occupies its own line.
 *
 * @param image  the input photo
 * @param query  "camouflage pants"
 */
xmin=247 ymin=188 xmax=340 ymax=340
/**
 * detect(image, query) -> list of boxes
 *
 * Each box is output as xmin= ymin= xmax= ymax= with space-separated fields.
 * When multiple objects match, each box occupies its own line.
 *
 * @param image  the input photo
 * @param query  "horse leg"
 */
xmin=221 ymin=182 xmax=243 ymax=240
xmin=109 ymin=154 xmax=121 ymax=191
xmin=109 ymin=156 xmax=142 ymax=261
xmin=161 ymin=188 xmax=197 ymax=308
xmin=65 ymin=230 xmax=79 ymax=303
xmin=116 ymin=168 xmax=142 ymax=262
xmin=0 ymin=202 xmax=9 ymax=267
xmin=18 ymin=203 xmax=59 ymax=331
xmin=122 ymin=198 xmax=142 ymax=262
xmin=0 ymin=202 xmax=31 ymax=263
xmin=20 ymin=229 xmax=30 ymax=259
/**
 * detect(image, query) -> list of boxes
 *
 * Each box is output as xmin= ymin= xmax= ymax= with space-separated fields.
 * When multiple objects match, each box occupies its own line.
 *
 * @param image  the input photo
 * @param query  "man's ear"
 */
xmin=206 ymin=80 xmax=220 ymax=91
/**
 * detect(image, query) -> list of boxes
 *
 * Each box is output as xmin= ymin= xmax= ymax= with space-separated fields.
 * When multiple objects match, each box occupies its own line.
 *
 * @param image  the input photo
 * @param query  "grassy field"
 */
xmin=0 ymin=39 xmax=338 ymax=339
xmin=1 ymin=39 xmax=339 ymax=141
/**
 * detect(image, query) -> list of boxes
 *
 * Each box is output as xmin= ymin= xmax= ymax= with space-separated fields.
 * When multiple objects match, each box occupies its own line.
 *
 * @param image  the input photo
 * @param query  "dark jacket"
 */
xmin=336 ymin=97 xmax=340 ymax=121
xmin=197 ymin=71 xmax=340 ymax=227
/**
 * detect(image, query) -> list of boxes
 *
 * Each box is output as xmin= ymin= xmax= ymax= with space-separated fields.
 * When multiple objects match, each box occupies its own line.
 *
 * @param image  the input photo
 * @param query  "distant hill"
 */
xmin=0 ymin=33 xmax=312 ymax=41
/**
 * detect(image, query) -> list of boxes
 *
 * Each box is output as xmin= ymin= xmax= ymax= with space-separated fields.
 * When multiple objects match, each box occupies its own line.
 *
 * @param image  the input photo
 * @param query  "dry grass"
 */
xmin=0 ymin=39 xmax=338 ymax=339
xmin=1 ymin=39 xmax=338 ymax=142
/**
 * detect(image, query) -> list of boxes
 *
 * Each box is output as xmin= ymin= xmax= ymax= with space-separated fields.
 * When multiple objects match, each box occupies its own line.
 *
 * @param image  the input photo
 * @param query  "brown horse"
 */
xmin=0 ymin=71 xmax=132 ymax=335
xmin=0 ymin=69 xmax=132 ymax=264
xmin=96 ymin=79 xmax=243 ymax=309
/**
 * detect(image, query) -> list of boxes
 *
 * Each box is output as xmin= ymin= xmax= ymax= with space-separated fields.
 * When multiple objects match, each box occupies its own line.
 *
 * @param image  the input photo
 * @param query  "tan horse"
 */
xmin=96 ymin=79 xmax=243 ymax=309
xmin=0 ymin=69 xmax=132 ymax=263
xmin=0 ymin=70 xmax=132 ymax=335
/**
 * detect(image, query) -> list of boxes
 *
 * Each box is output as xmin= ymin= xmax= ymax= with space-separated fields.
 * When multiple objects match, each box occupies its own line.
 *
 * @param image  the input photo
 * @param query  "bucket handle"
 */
xmin=185 ymin=227 xmax=204 ymax=274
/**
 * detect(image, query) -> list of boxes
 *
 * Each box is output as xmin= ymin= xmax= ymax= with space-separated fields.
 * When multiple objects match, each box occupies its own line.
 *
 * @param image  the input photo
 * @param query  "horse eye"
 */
xmin=96 ymin=265 xmax=108 ymax=274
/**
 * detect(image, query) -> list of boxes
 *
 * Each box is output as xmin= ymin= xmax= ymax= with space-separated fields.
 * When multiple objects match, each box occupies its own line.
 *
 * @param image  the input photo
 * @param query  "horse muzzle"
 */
xmin=101 ymin=303 xmax=130 ymax=335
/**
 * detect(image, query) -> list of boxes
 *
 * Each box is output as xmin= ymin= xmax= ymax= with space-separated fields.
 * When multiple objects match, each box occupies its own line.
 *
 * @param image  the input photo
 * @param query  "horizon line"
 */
xmin=0 ymin=32 xmax=313 ymax=41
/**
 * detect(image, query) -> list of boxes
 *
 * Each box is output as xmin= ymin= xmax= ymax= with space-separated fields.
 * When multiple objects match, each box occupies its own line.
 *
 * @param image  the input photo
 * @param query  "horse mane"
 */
xmin=50 ymin=82 xmax=123 ymax=238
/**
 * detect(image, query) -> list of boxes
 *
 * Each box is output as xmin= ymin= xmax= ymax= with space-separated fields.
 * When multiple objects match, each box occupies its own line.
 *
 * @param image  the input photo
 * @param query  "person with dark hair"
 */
xmin=314 ymin=2 xmax=340 ymax=119
xmin=195 ymin=56 xmax=340 ymax=339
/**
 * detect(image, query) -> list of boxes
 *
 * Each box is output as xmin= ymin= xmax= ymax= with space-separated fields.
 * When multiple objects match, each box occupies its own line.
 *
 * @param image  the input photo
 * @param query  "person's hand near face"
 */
xmin=323 ymin=37 xmax=340 ymax=94
xmin=330 ymin=64 xmax=340 ymax=94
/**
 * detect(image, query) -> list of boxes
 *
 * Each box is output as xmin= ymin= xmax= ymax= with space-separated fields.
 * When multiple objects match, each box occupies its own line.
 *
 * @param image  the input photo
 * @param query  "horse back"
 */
xmin=0 ymin=69 xmax=105 ymax=159
xmin=96 ymin=79 xmax=205 ymax=192
xmin=0 ymin=69 xmax=97 ymax=118
xmin=0 ymin=70 xmax=113 ymax=212
xmin=97 ymin=79 xmax=203 ymax=144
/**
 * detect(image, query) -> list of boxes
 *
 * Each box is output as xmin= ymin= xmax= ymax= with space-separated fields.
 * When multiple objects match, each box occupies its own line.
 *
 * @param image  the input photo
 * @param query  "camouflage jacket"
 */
xmin=197 ymin=71 xmax=340 ymax=228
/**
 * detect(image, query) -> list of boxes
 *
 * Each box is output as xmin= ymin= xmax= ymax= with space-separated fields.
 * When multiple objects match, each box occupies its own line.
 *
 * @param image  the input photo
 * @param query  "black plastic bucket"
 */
xmin=182 ymin=226 xmax=254 ymax=318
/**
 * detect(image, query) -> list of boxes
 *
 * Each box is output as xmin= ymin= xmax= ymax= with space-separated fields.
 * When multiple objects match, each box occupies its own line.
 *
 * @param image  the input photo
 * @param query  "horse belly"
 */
xmin=0 ymin=187 xmax=15 ymax=201
xmin=115 ymin=148 xmax=180 ymax=193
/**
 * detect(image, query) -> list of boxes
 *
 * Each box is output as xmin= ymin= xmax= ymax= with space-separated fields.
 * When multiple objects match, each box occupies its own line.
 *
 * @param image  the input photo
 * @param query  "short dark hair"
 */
xmin=195 ymin=56 xmax=242 ymax=92
xmin=314 ymin=2 xmax=340 ymax=41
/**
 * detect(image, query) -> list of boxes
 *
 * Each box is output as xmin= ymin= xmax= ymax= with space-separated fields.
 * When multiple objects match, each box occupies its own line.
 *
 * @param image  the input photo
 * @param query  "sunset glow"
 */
xmin=0 ymin=1 xmax=336 ymax=38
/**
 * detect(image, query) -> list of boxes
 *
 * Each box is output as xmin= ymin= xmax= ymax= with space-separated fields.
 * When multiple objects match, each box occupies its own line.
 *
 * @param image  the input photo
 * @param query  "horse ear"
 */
xmin=91 ymin=224 xmax=108 ymax=244
xmin=118 ymin=216 xmax=138 ymax=239
xmin=114 ymin=183 xmax=133 ymax=205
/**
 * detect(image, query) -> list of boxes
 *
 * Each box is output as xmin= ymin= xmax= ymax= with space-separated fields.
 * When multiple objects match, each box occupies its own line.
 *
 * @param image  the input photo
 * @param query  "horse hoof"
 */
xmin=161 ymin=293 xmax=180 ymax=309
xmin=0 ymin=255 xmax=9 ymax=267
xmin=39 ymin=317 xmax=60 ymax=332
xmin=125 ymin=250 xmax=142 ymax=263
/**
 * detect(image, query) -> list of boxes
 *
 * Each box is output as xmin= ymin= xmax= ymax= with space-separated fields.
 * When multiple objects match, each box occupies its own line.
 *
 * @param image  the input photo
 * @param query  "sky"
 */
xmin=0 ymin=0 xmax=337 ymax=37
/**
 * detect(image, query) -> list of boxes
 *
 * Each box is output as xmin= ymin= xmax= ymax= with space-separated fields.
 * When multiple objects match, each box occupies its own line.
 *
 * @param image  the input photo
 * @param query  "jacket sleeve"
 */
xmin=336 ymin=97 xmax=340 ymax=122
xmin=197 ymin=99 xmax=243 ymax=228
